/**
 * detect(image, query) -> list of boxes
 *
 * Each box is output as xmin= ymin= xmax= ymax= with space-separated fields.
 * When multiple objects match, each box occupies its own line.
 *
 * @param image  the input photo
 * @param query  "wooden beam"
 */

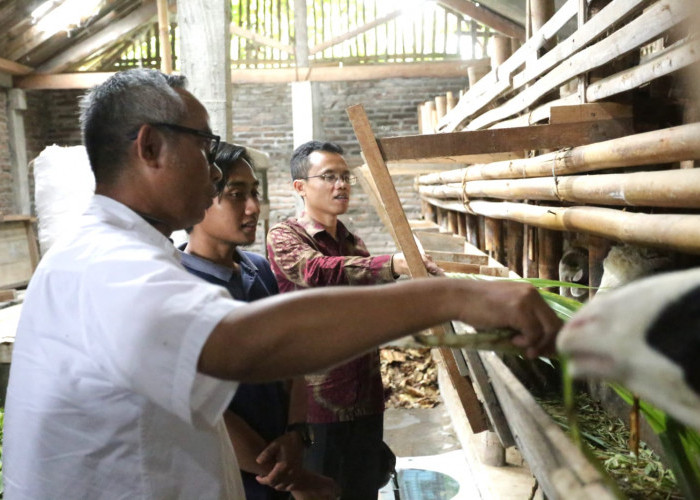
xmin=14 ymin=60 xmax=488 ymax=89
xmin=309 ymin=10 xmax=402 ymax=55
xmin=0 ymin=57 xmax=32 ymax=76
xmin=378 ymin=121 xmax=631 ymax=163
xmin=230 ymin=24 xmax=295 ymax=54
xmin=36 ymin=2 xmax=158 ymax=74
xmin=435 ymin=0 xmax=526 ymax=40
xmin=231 ymin=60 xmax=487 ymax=83
xmin=14 ymin=72 xmax=113 ymax=90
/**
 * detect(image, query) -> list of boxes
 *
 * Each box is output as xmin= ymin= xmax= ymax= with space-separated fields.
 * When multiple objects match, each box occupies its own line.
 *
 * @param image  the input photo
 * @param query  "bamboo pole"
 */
xmin=419 ymin=122 xmax=700 ymax=184
xmin=418 ymin=168 xmax=700 ymax=209
xmin=468 ymin=201 xmax=700 ymax=255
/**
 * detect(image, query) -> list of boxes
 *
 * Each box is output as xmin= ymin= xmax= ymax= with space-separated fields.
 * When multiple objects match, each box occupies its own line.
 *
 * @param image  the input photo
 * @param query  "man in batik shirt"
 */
xmin=266 ymin=140 xmax=442 ymax=499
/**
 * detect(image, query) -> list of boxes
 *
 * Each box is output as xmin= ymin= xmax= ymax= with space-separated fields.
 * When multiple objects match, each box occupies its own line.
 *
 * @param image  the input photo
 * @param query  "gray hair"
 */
xmin=79 ymin=68 xmax=188 ymax=183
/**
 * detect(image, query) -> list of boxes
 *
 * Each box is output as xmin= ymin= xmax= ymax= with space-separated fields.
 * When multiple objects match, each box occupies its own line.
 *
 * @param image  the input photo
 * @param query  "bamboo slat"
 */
xmin=512 ymin=0 xmax=648 ymax=91
xmin=418 ymin=122 xmax=700 ymax=184
xmin=468 ymin=0 xmax=691 ymax=130
xmin=419 ymin=168 xmax=700 ymax=209
xmin=585 ymin=36 xmax=700 ymax=102
xmin=437 ymin=0 xmax=579 ymax=132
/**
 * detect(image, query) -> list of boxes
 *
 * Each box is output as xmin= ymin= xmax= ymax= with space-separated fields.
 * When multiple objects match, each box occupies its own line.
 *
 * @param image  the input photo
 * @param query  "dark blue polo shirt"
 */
xmin=179 ymin=248 xmax=289 ymax=500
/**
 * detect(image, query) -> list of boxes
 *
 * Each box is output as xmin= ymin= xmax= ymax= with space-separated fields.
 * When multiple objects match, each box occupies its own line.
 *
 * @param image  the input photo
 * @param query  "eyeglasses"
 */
xmin=151 ymin=122 xmax=220 ymax=165
xmin=303 ymin=173 xmax=357 ymax=185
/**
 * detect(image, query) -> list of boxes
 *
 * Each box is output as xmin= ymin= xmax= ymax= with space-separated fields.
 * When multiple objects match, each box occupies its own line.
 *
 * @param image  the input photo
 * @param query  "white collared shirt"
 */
xmin=4 ymin=195 xmax=245 ymax=499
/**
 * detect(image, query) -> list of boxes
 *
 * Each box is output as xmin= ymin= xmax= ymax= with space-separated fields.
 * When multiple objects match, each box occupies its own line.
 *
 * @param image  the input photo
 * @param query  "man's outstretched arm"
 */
xmin=199 ymin=278 xmax=561 ymax=382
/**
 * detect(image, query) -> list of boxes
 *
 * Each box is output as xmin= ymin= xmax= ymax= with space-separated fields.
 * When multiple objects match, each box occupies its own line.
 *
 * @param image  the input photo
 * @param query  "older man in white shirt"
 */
xmin=4 ymin=68 xmax=561 ymax=499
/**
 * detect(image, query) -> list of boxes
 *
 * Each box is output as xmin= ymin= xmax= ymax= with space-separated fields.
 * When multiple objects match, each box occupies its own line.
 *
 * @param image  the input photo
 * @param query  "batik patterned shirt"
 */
xmin=266 ymin=213 xmax=395 ymax=423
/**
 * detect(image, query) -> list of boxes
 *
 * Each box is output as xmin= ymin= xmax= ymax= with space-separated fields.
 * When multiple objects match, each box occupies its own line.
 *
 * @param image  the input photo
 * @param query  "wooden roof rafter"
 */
xmin=36 ymin=1 xmax=158 ymax=74
xmin=435 ymin=0 xmax=526 ymax=40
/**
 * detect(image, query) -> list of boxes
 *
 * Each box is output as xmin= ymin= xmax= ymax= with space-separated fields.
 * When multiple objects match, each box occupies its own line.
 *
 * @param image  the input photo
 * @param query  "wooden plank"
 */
xmin=347 ymin=103 xmax=489 ymax=434
xmin=468 ymin=0 xmax=691 ymax=130
xmin=480 ymin=351 xmax=618 ymax=499
xmin=548 ymin=103 xmax=633 ymax=124
xmin=353 ymin=167 xmax=399 ymax=247
xmin=425 ymin=250 xmax=489 ymax=265
xmin=0 ymin=57 xmax=32 ymax=76
xmin=435 ymin=0 xmax=526 ymax=40
xmin=434 ymin=261 xmax=481 ymax=274
xmin=378 ymin=121 xmax=632 ymax=163
xmin=0 ymin=219 xmax=37 ymax=289
xmin=461 ymin=349 xmax=516 ymax=448
xmin=414 ymin=231 xmax=466 ymax=253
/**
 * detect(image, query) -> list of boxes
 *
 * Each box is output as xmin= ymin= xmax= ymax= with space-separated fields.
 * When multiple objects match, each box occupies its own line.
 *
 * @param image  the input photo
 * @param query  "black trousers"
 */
xmin=305 ymin=414 xmax=385 ymax=500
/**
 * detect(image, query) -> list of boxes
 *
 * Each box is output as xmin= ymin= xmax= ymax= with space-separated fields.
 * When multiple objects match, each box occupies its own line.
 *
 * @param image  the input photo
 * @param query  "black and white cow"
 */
xmin=557 ymin=267 xmax=700 ymax=431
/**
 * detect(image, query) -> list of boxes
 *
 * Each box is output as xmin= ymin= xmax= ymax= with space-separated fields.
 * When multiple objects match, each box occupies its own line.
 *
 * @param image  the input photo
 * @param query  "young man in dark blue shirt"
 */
xmin=181 ymin=143 xmax=337 ymax=500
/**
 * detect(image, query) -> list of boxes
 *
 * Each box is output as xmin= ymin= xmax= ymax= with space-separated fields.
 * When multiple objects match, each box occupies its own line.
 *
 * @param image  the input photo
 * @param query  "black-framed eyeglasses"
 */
xmin=128 ymin=122 xmax=220 ymax=165
xmin=303 ymin=173 xmax=357 ymax=185
xmin=151 ymin=122 xmax=220 ymax=165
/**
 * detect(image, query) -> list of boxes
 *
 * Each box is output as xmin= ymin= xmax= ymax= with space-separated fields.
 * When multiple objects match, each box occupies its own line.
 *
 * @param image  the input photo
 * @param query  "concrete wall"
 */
xmin=5 ymin=76 xmax=467 ymax=255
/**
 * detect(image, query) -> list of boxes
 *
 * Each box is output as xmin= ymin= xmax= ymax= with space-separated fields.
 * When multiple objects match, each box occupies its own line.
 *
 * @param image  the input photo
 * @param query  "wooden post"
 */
xmin=421 ymin=102 xmax=434 ymax=134
xmin=435 ymin=95 xmax=447 ymax=122
xmin=177 ymin=0 xmax=232 ymax=141
xmin=538 ymin=228 xmax=562 ymax=291
xmin=446 ymin=91 xmax=457 ymax=112
xmin=531 ymin=0 xmax=555 ymax=45
xmin=447 ymin=211 xmax=459 ymax=235
xmin=457 ymin=212 xmax=467 ymax=238
xmin=347 ymin=104 xmax=488 ymax=434
xmin=588 ymin=235 xmax=611 ymax=299
xmin=485 ymin=218 xmax=505 ymax=264
xmin=506 ymin=220 xmax=524 ymax=277
xmin=489 ymin=35 xmax=512 ymax=69
xmin=475 ymin=215 xmax=484 ymax=253
xmin=7 ymin=89 xmax=30 ymax=215
xmin=466 ymin=214 xmax=479 ymax=248
xmin=156 ymin=0 xmax=172 ymax=74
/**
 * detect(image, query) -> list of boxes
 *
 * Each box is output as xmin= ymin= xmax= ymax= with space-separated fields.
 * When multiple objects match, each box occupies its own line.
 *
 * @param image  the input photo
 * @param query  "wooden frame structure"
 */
xmin=346 ymin=0 xmax=700 ymax=497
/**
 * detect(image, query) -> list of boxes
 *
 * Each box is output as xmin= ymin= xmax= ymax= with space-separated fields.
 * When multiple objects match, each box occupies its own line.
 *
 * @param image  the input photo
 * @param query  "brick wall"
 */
xmin=233 ymin=76 xmax=467 ymax=255
xmin=4 ymin=78 xmax=465 ymax=255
